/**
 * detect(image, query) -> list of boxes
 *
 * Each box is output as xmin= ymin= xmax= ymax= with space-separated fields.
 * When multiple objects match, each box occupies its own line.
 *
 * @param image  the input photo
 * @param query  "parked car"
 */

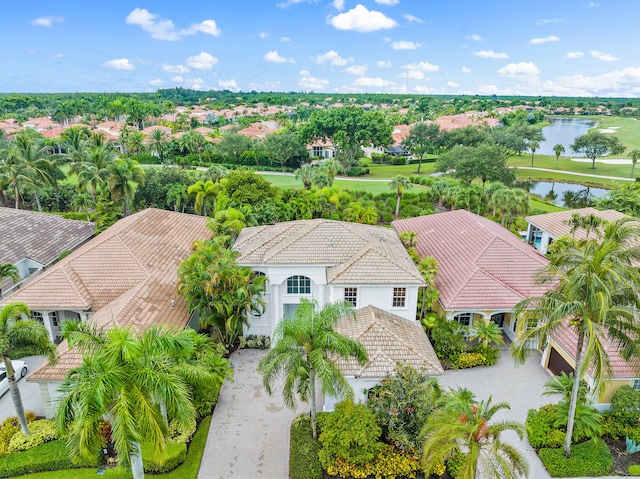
xmin=0 ymin=360 xmax=27 ymax=397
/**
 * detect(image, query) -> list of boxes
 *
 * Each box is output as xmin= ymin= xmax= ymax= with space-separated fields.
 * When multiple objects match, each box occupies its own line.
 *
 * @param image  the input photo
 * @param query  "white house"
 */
xmin=233 ymin=219 xmax=426 ymax=338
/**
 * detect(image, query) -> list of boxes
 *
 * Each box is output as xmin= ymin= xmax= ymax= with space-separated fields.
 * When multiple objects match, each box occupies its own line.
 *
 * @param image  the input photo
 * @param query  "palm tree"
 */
xmin=469 ymin=319 xmax=505 ymax=347
xmin=0 ymin=302 xmax=58 ymax=435
xmin=528 ymin=140 xmax=540 ymax=167
xmin=126 ymin=131 xmax=146 ymax=156
xmin=187 ymin=180 xmax=219 ymax=217
xmin=57 ymin=323 xmax=219 ymax=479
xmin=421 ymin=389 xmax=528 ymax=479
xmin=389 ymin=175 xmax=413 ymax=217
xmin=295 ymin=164 xmax=315 ymax=190
xmin=258 ymin=299 xmax=367 ymax=439
xmin=148 ymin=129 xmax=169 ymax=161
xmin=488 ymin=189 xmax=517 ymax=226
xmin=179 ymin=130 xmax=207 ymax=160
xmin=629 ymin=149 xmax=640 ymax=178
xmin=207 ymin=207 xmax=247 ymax=245
xmin=107 ymin=158 xmax=145 ymax=217
xmin=398 ymin=230 xmax=418 ymax=249
xmin=0 ymin=263 xmax=20 ymax=287
xmin=77 ymin=144 xmax=118 ymax=200
xmin=343 ymin=201 xmax=379 ymax=225
xmin=70 ymin=193 xmax=95 ymax=221
xmin=512 ymin=217 xmax=640 ymax=457
xmin=553 ymin=144 xmax=565 ymax=169
xmin=165 ymin=183 xmax=189 ymax=213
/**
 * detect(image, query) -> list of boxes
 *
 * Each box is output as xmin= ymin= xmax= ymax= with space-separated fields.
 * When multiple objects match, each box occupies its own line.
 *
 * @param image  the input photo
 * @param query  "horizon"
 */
xmin=3 ymin=1 xmax=640 ymax=97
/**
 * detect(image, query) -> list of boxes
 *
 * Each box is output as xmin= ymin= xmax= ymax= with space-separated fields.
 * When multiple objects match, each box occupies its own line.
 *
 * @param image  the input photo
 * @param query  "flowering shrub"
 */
xmin=8 ymin=420 xmax=58 ymax=453
xmin=326 ymin=445 xmax=421 ymax=479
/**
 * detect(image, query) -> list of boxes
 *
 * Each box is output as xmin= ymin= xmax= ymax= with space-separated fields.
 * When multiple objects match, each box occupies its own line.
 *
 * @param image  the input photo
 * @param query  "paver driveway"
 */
xmin=0 ymin=356 xmax=46 ymax=421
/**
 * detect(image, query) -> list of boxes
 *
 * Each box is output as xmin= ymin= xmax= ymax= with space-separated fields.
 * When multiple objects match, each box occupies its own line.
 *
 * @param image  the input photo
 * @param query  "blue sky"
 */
xmin=2 ymin=0 xmax=640 ymax=96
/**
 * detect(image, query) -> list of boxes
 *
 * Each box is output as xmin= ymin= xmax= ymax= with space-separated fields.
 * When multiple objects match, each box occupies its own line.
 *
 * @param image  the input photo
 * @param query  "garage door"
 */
xmin=548 ymin=347 xmax=575 ymax=376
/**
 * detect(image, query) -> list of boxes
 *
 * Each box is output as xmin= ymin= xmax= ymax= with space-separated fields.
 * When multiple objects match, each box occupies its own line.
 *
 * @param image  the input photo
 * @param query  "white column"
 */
xmin=40 ymin=312 xmax=54 ymax=340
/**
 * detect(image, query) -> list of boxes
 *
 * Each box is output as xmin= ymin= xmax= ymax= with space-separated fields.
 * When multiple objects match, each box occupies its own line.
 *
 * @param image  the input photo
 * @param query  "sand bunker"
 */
xmin=570 ymin=158 xmax=631 ymax=165
xmin=597 ymin=126 xmax=621 ymax=133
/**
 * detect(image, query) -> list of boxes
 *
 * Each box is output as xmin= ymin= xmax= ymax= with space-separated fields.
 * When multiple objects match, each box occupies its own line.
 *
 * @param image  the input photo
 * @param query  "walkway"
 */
xmin=198 ymin=349 xmax=302 ymax=479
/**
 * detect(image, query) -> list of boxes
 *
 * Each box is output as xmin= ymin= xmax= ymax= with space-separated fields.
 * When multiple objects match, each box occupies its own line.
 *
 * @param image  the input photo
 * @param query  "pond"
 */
xmin=515 ymin=180 xmax=609 ymax=208
xmin=538 ymin=117 xmax=596 ymax=157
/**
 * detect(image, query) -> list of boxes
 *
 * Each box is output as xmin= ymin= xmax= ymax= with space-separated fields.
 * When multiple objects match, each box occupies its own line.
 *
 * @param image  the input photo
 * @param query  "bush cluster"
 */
xmin=526 ymin=405 xmax=565 ymax=449
xmin=538 ymin=438 xmax=612 ymax=477
xmin=7 ymin=420 xmax=57 ymax=453
xmin=290 ymin=414 xmax=324 ymax=479
xmin=326 ymin=444 xmax=421 ymax=479
xmin=141 ymin=441 xmax=187 ymax=473
xmin=167 ymin=417 xmax=197 ymax=444
xmin=602 ymin=385 xmax=640 ymax=442
xmin=454 ymin=351 xmax=490 ymax=369
xmin=429 ymin=317 xmax=466 ymax=367
xmin=0 ymin=413 xmax=36 ymax=456
xmin=629 ymin=464 xmax=640 ymax=476
xmin=238 ymin=334 xmax=271 ymax=350
xmin=345 ymin=167 xmax=370 ymax=177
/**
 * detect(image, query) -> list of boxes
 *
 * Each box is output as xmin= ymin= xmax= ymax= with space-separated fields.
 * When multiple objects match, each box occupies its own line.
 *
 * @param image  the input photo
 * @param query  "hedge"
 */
xmin=629 ymin=464 xmax=640 ymax=476
xmin=141 ymin=442 xmax=186 ymax=473
xmin=289 ymin=414 xmax=323 ymax=479
xmin=0 ymin=440 xmax=89 ymax=478
xmin=538 ymin=438 xmax=613 ymax=477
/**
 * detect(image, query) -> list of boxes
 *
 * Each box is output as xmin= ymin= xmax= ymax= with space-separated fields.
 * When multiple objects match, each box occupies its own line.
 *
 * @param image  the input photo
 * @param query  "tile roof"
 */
xmin=234 ymin=219 xmax=424 ymax=285
xmin=552 ymin=322 xmax=640 ymax=379
xmin=526 ymin=208 xmax=626 ymax=240
xmin=12 ymin=209 xmax=210 ymax=381
xmin=393 ymin=210 xmax=550 ymax=310
xmin=334 ymin=306 xmax=444 ymax=378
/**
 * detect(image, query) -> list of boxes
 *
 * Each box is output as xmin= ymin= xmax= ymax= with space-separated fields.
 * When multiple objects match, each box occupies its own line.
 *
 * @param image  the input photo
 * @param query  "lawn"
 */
xmin=529 ymin=198 xmax=565 ymax=214
xmin=589 ymin=115 xmax=640 ymax=151
xmin=259 ymin=173 xmax=429 ymax=195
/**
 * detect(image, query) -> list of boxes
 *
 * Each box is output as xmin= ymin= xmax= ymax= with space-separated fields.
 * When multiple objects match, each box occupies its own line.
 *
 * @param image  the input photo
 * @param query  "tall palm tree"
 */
xmin=57 ymin=323 xmax=219 ymax=479
xmin=77 ymin=144 xmax=118 ymax=200
xmin=258 ymin=299 xmax=367 ymax=439
xmin=179 ymin=130 xmax=207 ymax=160
xmin=421 ymin=389 xmax=528 ymax=479
xmin=295 ymin=164 xmax=315 ymax=190
xmin=512 ymin=217 xmax=640 ymax=458
xmin=553 ymin=144 xmax=565 ymax=169
xmin=107 ymin=158 xmax=145 ymax=216
xmin=389 ymin=175 xmax=413 ymax=217
xmin=187 ymin=180 xmax=219 ymax=217
xmin=528 ymin=140 xmax=540 ymax=167
xmin=126 ymin=131 xmax=146 ymax=156
xmin=0 ymin=302 xmax=58 ymax=435
xmin=5 ymin=134 xmax=54 ymax=211
xmin=148 ymin=129 xmax=170 ymax=161
xmin=629 ymin=149 xmax=640 ymax=178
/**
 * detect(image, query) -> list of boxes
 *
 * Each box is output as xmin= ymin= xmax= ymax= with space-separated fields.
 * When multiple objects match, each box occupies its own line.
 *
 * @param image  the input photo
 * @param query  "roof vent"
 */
xmin=329 ymin=238 xmax=333 ymax=246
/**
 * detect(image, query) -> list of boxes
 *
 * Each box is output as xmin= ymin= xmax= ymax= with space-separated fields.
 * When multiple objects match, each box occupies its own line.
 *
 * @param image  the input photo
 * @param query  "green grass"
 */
xmin=259 ymin=173 xmax=429 ymax=195
xmin=590 ymin=115 xmax=640 ymax=151
xmin=9 ymin=416 xmax=212 ymax=479
xmin=365 ymin=162 xmax=437 ymax=178
xmin=529 ymin=198 xmax=565 ymax=213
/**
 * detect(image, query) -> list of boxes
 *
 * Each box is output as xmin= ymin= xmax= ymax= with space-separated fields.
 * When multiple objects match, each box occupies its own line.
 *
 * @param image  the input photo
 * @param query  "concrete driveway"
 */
xmin=199 ymin=349 xmax=303 ymax=479
xmin=0 ymin=356 xmax=46 ymax=420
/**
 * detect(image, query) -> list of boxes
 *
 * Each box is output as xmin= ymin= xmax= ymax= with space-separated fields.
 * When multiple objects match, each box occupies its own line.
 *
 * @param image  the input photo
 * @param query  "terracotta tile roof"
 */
xmin=334 ymin=306 xmax=444 ymax=378
xmin=142 ymin=125 xmax=172 ymax=135
xmin=526 ymin=208 xmax=626 ymax=241
xmin=393 ymin=211 xmax=550 ymax=310
xmin=234 ymin=219 xmax=424 ymax=285
xmin=552 ymin=322 xmax=640 ymax=379
xmin=15 ymin=209 xmax=210 ymax=381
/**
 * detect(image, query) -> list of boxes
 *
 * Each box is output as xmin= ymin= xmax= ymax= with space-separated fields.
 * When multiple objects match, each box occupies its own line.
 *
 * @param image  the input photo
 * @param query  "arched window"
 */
xmin=286 ymin=275 xmax=311 ymax=294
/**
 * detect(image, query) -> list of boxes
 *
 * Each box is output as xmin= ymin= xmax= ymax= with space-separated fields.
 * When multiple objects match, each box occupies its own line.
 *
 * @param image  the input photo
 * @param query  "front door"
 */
xmin=491 ymin=313 xmax=505 ymax=327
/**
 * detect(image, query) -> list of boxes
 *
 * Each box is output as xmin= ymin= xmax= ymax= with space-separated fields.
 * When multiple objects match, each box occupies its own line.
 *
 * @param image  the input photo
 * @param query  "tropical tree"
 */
xmin=126 ymin=131 xmax=146 ymax=156
xmin=179 ymin=130 xmax=207 ymax=160
xmin=77 ymin=144 xmax=118 ymax=200
xmin=0 ymin=302 xmax=58 ymax=435
xmin=469 ymin=319 xmax=505 ymax=346
xmin=107 ymin=158 xmax=145 ymax=217
xmin=417 ymin=256 xmax=439 ymax=320
xmin=629 ymin=148 xmax=640 ymax=178
xmin=421 ymin=389 xmax=528 ymax=479
xmin=148 ymin=129 xmax=170 ymax=161
xmin=553 ymin=144 xmax=565 ymax=169
xmin=402 ymin=122 xmax=441 ymax=173
xmin=70 ymin=193 xmax=94 ymax=221
xmin=571 ymin=131 xmax=626 ymax=169
xmin=512 ymin=217 xmax=640 ymax=457
xmin=389 ymin=175 xmax=413 ymax=217
xmin=343 ymin=201 xmax=378 ymax=225
xmin=398 ymin=230 xmax=418 ymax=249
xmin=56 ymin=323 xmax=221 ymax=479
xmin=187 ymin=180 xmax=219 ymax=217
xmin=295 ymin=164 xmax=315 ymax=190
xmin=264 ymin=130 xmax=308 ymax=171
xmin=0 ymin=263 xmax=20 ymax=287
xmin=207 ymin=207 xmax=247 ymax=246
xmin=528 ymin=140 xmax=540 ymax=167
xmin=257 ymin=299 xmax=367 ymax=439
xmin=165 ymin=183 xmax=189 ymax=213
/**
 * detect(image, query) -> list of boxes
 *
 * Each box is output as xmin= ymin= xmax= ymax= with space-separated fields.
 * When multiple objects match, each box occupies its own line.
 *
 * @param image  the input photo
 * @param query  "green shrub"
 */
xmin=0 ymin=420 xmax=19 ymax=456
xmin=526 ymin=404 xmax=564 ymax=449
xmin=238 ymin=334 xmax=271 ymax=350
xmin=629 ymin=464 xmax=640 ymax=476
xmin=471 ymin=343 xmax=499 ymax=365
xmin=359 ymin=158 xmax=372 ymax=167
xmin=167 ymin=417 xmax=197 ymax=444
xmin=454 ymin=352 xmax=488 ymax=369
xmin=609 ymin=385 xmax=640 ymax=429
xmin=326 ymin=444 xmax=421 ymax=479
xmin=141 ymin=441 xmax=187 ymax=473
xmin=368 ymin=365 xmax=441 ymax=454
xmin=318 ymin=400 xmax=382 ymax=468
xmin=446 ymin=450 xmax=466 ymax=478
xmin=390 ymin=157 xmax=406 ymax=165
xmin=290 ymin=414 xmax=323 ymax=479
xmin=430 ymin=317 xmax=466 ymax=366
xmin=539 ymin=438 xmax=612 ymax=477
xmin=345 ymin=167 xmax=369 ymax=177
xmin=8 ymin=420 xmax=57 ymax=453
xmin=0 ymin=440 xmax=74 ymax=478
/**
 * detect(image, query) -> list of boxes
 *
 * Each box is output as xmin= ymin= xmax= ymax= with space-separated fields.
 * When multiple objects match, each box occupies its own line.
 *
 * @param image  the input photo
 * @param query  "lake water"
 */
xmin=516 ymin=180 xmax=609 ymax=208
xmin=538 ymin=117 xmax=596 ymax=157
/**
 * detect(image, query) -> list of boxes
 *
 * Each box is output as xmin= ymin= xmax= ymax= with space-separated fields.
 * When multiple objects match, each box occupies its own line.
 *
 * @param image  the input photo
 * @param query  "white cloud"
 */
xmin=392 ymin=40 xmax=421 ymax=50
xmin=280 ymin=36 xmax=292 ymax=42
xmin=537 ymin=18 xmax=564 ymax=25
xmin=185 ymin=52 xmax=218 ymax=70
xmin=149 ymin=79 xmax=164 ymax=86
xmin=399 ymin=71 xmax=425 ymax=80
xmin=184 ymin=78 xmax=207 ymax=90
xmin=50 ymin=53 xmax=64 ymax=59
xmin=474 ymin=50 xmax=509 ymax=59
xmin=402 ymin=61 xmax=439 ymax=72
xmin=476 ymin=84 xmax=500 ymax=95
xmin=259 ymin=32 xmax=269 ymax=39
xmin=413 ymin=86 xmax=437 ymax=94
xmin=333 ymin=0 xmax=345 ymax=10
xmin=171 ymin=76 xmax=184 ymax=83
xmin=264 ymin=50 xmax=295 ymax=63
xmin=461 ymin=66 xmax=471 ymax=73
xmin=497 ymin=61 xmax=540 ymax=78
xmin=590 ymin=50 xmax=618 ymax=62
xmin=564 ymin=51 xmax=584 ymax=59
xmin=277 ymin=0 xmax=319 ymax=7
xmin=374 ymin=0 xmax=399 ymax=4
xmin=529 ymin=35 xmax=560 ymax=44
xmin=31 ymin=15 xmax=63 ymax=27
xmin=447 ymin=81 xmax=459 ymax=88
xmin=403 ymin=13 xmax=423 ymax=24
xmin=467 ymin=34 xmax=484 ymax=42
xmin=315 ymin=50 xmax=351 ymax=66
xmin=162 ymin=64 xmax=190 ymax=73
xmin=587 ymin=2 xmax=599 ymax=7
xmin=218 ymin=79 xmax=240 ymax=91
xmin=377 ymin=60 xmax=392 ymax=68
xmin=542 ymin=67 xmax=640 ymax=96
xmin=328 ymin=5 xmax=398 ymax=33
xmin=125 ymin=8 xmax=220 ymax=41
xmin=298 ymin=71 xmax=329 ymax=90
xmin=102 ymin=58 xmax=135 ymax=70
xmin=344 ymin=65 xmax=368 ymax=75
xmin=354 ymin=77 xmax=391 ymax=87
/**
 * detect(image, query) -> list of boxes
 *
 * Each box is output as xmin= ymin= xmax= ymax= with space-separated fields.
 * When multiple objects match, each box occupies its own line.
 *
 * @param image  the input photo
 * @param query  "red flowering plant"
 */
xmin=367 ymin=365 xmax=441 ymax=454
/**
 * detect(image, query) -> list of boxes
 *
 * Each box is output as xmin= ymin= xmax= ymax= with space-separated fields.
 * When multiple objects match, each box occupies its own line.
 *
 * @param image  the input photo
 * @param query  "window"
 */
xmin=344 ymin=288 xmax=357 ymax=307
xmin=50 ymin=312 xmax=59 ymax=327
xmin=0 ymin=372 xmax=5 ymax=382
xmin=454 ymin=313 xmax=472 ymax=327
xmin=312 ymin=146 xmax=323 ymax=157
xmin=28 ymin=268 xmax=39 ymax=276
xmin=31 ymin=311 xmax=43 ymax=324
xmin=392 ymin=287 xmax=406 ymax=308
xmin=632 ymin=379 xmax=640 ymax=391
xmin=286 ymin=276 xmax=311 ymax=294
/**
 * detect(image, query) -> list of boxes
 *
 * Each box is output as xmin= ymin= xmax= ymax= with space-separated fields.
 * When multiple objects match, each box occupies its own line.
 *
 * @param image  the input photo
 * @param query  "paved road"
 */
xmin=0 ymin=356 xmax=46 ymax=420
